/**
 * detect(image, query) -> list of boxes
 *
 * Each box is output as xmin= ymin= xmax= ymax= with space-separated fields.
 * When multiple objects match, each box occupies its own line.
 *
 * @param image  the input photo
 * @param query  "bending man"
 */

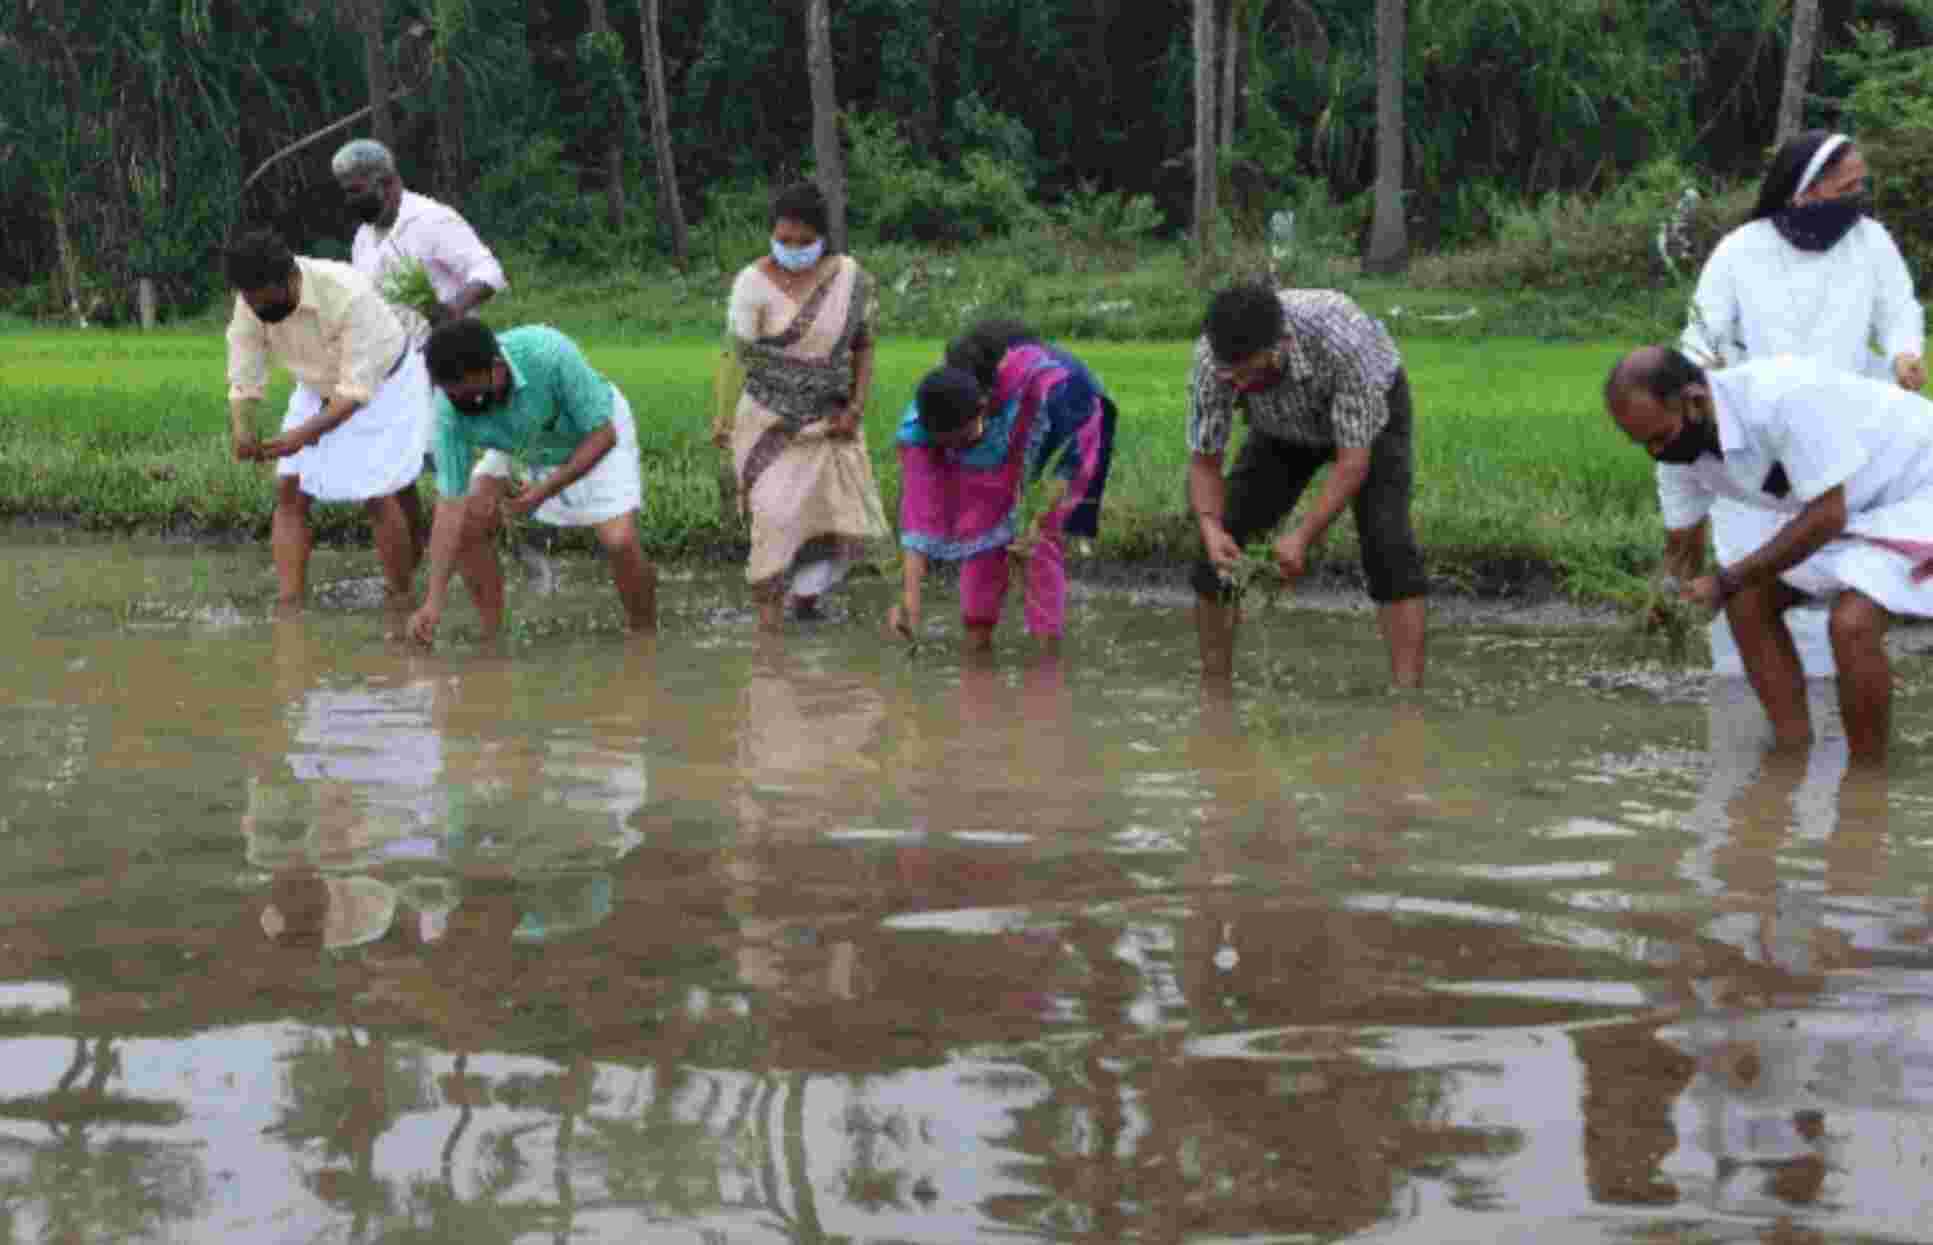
xmin=1606 ymin=345 xmax=1933 ymax=765
xmin=224 ymin=227 xmax=428 ymax=610
xmin=1186 ymin=282 xmax=1427 ymax=686
xmin=409 ymin=320 xmax=656 ymax=644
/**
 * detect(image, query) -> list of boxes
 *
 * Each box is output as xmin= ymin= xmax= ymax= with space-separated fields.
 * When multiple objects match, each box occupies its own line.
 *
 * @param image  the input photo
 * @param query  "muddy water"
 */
xmin=5 ymin=534 xmax=1933 ymax=1244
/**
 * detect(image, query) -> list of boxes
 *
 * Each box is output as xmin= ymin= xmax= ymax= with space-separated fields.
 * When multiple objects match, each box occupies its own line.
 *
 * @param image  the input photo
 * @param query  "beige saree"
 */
xmin=723 ymin=255 xmax=888 ymax=591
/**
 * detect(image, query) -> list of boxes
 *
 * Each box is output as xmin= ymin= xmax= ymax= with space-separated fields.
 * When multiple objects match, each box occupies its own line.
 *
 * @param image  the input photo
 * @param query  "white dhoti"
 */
xmin=1714 ymin=494 xmax=1933 ymax=675
xmin=276 ymin=349 xmax=431 ymax=502
xmin=471 ymin=387 xmax=642 ymax=526
xmin=1794 ymin=498 xmax=1933 ymax=616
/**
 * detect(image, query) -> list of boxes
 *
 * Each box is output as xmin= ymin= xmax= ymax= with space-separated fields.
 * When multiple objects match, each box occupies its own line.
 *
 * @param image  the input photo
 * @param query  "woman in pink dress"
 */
xmin=889 ymin=321 xmax=1116 ymax=654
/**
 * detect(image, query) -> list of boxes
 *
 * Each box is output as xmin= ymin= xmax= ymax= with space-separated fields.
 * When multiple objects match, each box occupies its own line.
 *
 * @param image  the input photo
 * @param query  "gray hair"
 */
xmin=330 ymin=138 xmax=397 ymax=180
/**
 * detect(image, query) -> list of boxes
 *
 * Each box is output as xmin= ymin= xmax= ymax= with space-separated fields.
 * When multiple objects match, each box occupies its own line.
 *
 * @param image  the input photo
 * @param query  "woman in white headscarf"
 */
xmin=1681 ymin=130 xmax=1926 ymax=678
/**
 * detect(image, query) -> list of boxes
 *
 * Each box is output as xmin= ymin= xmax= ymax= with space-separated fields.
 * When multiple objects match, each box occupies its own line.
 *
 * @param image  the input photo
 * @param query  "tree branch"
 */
xmin=240 ymin=86 xmax=420 ymax=194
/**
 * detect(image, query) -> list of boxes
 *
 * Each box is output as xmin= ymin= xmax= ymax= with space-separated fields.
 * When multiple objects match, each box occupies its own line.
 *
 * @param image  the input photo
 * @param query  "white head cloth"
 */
xmin=1793 ymin=134 xmax=1851 ymax=202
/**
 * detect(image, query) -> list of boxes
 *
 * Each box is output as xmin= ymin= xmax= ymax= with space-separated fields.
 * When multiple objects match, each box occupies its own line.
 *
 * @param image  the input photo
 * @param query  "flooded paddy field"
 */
xmin=5 ymin=531 xmax=1933 ymax=1244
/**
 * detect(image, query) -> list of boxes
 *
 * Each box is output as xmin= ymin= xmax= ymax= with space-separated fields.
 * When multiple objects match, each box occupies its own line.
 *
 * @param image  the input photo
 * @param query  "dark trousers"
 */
xmin=1190 ymin=368 xmax=1425 ymax=603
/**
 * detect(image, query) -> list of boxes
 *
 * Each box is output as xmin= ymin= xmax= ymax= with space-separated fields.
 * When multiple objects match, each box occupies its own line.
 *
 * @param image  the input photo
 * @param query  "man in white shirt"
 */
xmin=1679 ymin=131 xmax=1926 ymax=681
xmin=332 ymin=139 xmax=507 ymax=340
xmin=1606 ymin=345 xmax=1933 ymax=765
xmin=333 ymin=139 xmax=508 ymax=556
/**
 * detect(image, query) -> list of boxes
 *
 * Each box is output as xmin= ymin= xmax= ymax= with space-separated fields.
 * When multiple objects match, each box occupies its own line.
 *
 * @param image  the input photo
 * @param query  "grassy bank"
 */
xmin=0 ymin=328 xmax=1665 ymax=604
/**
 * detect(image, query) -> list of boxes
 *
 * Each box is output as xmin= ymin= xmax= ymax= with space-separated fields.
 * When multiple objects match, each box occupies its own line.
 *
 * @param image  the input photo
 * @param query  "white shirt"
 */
xmin=1681 ymin=218 xmax=1923 ymax=379
xmin=1656 ymin=355 xmax=1933 ymax=531
xmin=351 ymin=190 xmax=508 ymax=342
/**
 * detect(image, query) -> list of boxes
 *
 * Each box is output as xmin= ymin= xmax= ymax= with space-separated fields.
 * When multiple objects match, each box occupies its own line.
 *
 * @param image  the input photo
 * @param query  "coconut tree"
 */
xmin=805 ymin=0 xmax=848 ymax=252
xmin=1777 ymin=0 xmax=1822 ymax=145
xmin=639 ymin=0 xmax=690 ymax=265
xmin=357 ymin=0 xmax=395 ymax=150
xmin=1364 ymin=0 xmax=1407 ymax=274
xmin=1193 ymin=0 xmax=1218 ymax=260
xmin=588 ymin=0 xmax=625 ymax=230
xmin=1218 ymin=0 xmax=1249 ymax=153
xmin=432 ymin=0 xmax=471 ymax=195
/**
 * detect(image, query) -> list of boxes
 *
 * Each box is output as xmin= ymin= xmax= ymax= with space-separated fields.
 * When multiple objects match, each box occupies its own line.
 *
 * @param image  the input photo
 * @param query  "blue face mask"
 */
xmin=771 ymin=238 xmax=826 ymax=273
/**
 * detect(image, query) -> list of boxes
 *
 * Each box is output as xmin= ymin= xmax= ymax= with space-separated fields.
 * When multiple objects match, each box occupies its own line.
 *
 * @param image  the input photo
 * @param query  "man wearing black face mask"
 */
xmin=224 ymin=227 xmax=430 ymax=611
xmin=333 ymin=139 xmax=508 ymax=562
xmin=1606 ymin=345 xmax=1933 ymax=765
xmin=332 ymin=139 xmax=507 ymax=345
xmin=408 ymin=318 xmax=656 ymax=646
xmin=1680 ymin=130 xmax=1926 ymax=683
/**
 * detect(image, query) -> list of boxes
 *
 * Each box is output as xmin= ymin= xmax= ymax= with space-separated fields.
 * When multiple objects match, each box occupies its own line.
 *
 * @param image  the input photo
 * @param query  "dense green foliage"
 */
xmin=9 ymin=0 xmax=1933 ymax=325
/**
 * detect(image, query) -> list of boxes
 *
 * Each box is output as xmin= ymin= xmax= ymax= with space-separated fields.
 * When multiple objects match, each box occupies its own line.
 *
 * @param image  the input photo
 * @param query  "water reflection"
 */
xmin=9 ymin=541 xmax=1933 ymax=1241
xmin=1603 ymin=685 xmax=1933 ymax=1242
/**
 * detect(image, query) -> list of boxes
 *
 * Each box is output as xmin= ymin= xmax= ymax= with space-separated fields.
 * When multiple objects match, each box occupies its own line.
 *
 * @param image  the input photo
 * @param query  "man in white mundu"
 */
xmin=224 ymin=227 xmax=430 ymax=608
xmin=1680 ymin=130 xmax=1926 ymax=676
xmin=1607 ymin=346 xmax=1933 ymax=765
xmin=335 ymin=139 xmax=509 ymax=553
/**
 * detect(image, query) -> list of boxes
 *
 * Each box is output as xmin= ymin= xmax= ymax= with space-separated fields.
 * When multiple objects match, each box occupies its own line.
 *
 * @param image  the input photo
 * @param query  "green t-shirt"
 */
xmin=431 ymin=324 xmax=614 ymax=497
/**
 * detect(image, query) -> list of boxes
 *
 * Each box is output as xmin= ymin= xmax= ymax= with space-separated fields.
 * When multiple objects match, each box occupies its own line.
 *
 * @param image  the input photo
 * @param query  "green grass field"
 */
xmin=0 ymin=328 xmax=1666 ymax=602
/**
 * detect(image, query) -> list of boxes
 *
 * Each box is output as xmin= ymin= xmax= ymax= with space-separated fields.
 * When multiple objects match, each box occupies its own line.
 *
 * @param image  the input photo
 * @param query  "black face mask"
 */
xmin=451 ymin=371 xmax=505 ymax=414
xmin=349 ymin=194 xmax=386 ymax=225
xmin=1652 ymin=405 xmax=1723 ymax=465
xmin=1773 ymin=191 xmax=1870 ymax=252
xmin=253 ymin=298 xmax=297 ymax=325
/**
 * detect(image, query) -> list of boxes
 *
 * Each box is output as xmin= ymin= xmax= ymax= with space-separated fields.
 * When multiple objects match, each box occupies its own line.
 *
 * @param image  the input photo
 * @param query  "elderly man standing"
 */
xmin=1606 ymin=345 xmax=1933 ymax=765
xmin=225 ymin=227 xmax=429 ymax=610
xmin=332 ymin=139 xmax=507 ymax=338
xmin=1186 ymin=282 xmax=1428 ymax=687
xmin=332 ymin=139 xmax=508 ymax=558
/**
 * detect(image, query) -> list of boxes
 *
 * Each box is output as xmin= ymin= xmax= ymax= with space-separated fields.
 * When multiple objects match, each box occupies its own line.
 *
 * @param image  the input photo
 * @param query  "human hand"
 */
xmin=1895 ymin=353 xmax=1926 ymax=392
xmin=888 ymin=599 xmax=920 ymax=640
xmin=256 ymin=425 xmax=318 ymax=459
xmin=826 ymin=403 xmax=862 ymax=440
xmin=502 ymin=483 xmax=545 ymax=519
xmin=232 ymin=432 xmax=262 ymax=463
xmin=1201 ymin=521 xmax=1243 ymax=570
xmin=711 ymin=426 xmax=731 ymax=450
xmin=407 ymin=603 xmax=441 ymax=646
xmin=1273 ymin=529 xmax=1312 ymax=581
xmin=1682 ymin=574 xmax=1724 ymax=612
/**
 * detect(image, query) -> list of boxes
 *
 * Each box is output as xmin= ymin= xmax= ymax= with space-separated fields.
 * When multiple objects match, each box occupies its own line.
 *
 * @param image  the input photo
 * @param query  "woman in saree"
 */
xmin=713 ymin=181 xmax=887 ymax=629
xmin=888 ymin=320 xmax=1117 ymax=654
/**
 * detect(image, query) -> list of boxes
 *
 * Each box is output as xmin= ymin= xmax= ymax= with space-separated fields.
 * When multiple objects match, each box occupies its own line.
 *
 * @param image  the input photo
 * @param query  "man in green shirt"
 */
xmin=408 ymin=320 xmax=656 ymax=644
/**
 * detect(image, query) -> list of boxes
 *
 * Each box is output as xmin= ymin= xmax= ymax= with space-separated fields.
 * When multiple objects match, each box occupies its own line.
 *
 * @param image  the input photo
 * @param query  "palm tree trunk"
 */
xmin=1193 ymin=0 xmax=1218 ymax=259
xmin=639 ymin=0 xmax=689 ymax=265
xmin=805 ymin=0 xmax=848 ymax=252
xmin=432 ymin=0 xmax=470 ymax=196
xmin=1776 ymin=0 xmax=1821 ymax=147
xmin=588 ymin=0 xmax=625 ymax=230
xmin=1364 ymin=0 xmax=1408 ymax=275
xmin=1219 ymin=0 xmax=1242 ymax=153
xmin=439 ymin=55 xmax=467 ymax=195
xmin=359 ymin=0 xmax=394 ymax=150
xmin=49 ymin=195 xmax=88 ymax=326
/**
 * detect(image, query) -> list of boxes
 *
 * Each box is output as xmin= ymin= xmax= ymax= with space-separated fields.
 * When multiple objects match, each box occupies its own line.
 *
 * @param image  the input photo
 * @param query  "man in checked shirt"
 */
xmin=1186 ymin=282 xmax=1427 ymax=687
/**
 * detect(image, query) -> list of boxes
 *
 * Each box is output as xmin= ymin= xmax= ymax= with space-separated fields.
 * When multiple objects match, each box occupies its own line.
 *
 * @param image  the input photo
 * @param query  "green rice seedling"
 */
xmin=1006 ymin=437 xmax=1074 ymax=563
xmin=1630 ymin=572 xmax=1701 ymax=658
xmin=379 ymin=258 xmax=441 ymax=324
